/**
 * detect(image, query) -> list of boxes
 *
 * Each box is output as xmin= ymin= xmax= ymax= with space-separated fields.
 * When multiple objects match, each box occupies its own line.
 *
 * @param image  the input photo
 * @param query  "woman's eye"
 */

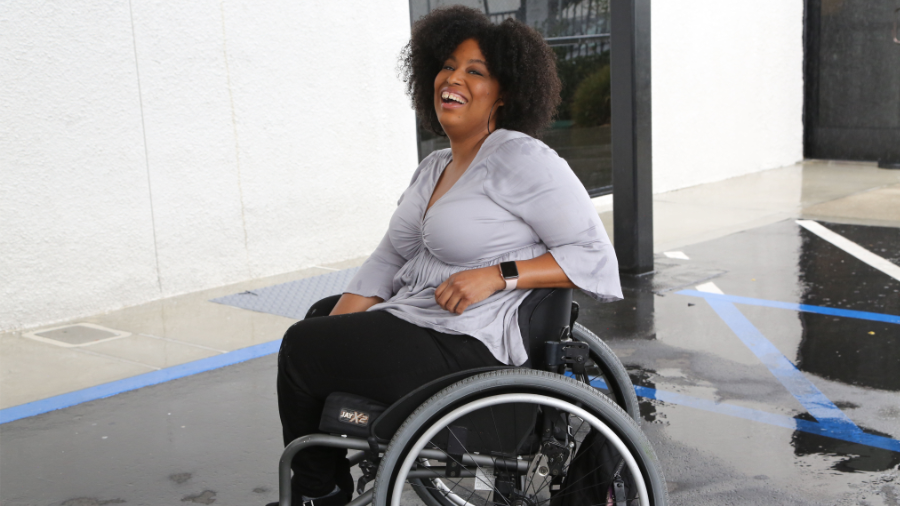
xmin=469 ymin=70 xmax=483 ymax=76
xmin=443 ymin=65 xmax=454 ymax=71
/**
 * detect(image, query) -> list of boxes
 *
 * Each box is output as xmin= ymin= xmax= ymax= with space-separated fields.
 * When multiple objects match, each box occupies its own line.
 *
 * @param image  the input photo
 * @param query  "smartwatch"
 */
xmin=499 ymin=261 xmax=519 ymax=290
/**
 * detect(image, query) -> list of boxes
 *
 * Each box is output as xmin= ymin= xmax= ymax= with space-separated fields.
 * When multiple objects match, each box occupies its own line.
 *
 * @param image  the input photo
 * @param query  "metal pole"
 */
xmin=611 ymin=0 xmax=653 ymax=274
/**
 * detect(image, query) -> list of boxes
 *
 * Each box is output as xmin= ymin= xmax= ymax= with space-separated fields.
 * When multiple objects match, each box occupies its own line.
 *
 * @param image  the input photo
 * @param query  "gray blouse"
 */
xmin=345 ymin=129 xmax=622 ymax=366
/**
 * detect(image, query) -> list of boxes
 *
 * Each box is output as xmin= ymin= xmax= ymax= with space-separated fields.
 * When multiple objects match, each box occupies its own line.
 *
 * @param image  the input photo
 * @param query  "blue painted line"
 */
xmin=702 ymin=298 xmax=859 ymax=430
xmin=0 ymin=339 xmax=281 ymax=425
xmin=4 ymin=343 xmax=898 ymax=454
xmin=572 ymin=373 xmax=899 ymax=452
xmin=677 ymin=290 xmax=900 ymax=325
xmin=632 ymin=385 xmax=900 ymax=453
xmin=574 ymin=372 xmax=899 ymax=452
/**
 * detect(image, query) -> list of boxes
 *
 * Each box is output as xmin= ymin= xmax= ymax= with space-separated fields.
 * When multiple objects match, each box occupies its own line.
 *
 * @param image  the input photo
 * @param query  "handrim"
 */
xmin=389 ymin=393 xmax=650 ymax=506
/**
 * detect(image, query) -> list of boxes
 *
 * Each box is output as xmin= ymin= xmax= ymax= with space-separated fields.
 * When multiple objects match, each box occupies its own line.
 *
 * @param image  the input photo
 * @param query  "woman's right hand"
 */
xmin=330 ymin=293 xmax=384 ymax=315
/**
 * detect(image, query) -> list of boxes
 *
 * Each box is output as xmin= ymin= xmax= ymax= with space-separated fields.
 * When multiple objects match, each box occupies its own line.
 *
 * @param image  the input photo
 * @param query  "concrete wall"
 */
xmin=651 ymin=0 xmax=805 ymax=193
xmin=0 ymin=1 xmax=418 ymax=331
xmin=1 ymin=0 xmax=805 ymax=331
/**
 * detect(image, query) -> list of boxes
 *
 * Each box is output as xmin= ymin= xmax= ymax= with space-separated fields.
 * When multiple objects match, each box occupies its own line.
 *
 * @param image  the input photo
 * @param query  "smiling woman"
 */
xmin=270 ymin=6 xmax=621 ymax=506
xmin=400 ymin=5 xmax=561 ymax=139
xmin=433 ymin=39 xmax=502 ymax=139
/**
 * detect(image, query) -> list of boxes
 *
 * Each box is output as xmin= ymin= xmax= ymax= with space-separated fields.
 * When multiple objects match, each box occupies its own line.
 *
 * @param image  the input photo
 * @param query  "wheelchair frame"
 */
xmin=277 ymin=290 xmax=666 ymax=506
xmin=278 ymin=369 xmax=666 ymax=506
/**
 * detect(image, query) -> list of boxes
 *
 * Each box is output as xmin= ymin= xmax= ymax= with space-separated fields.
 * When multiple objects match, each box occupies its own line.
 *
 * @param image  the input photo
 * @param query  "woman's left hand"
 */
xmin=435 ymin=266 xmax=506 ymax=314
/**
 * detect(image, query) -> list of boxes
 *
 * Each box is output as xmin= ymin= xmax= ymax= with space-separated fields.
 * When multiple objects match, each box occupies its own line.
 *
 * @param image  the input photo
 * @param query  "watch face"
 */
xmin=500 ymin=261 xmax=518 ymax=279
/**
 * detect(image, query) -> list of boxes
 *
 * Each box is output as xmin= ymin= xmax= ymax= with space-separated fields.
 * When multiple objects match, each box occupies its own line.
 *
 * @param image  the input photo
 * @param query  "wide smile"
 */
xmin=439 ymin=89 xmax=468 ymax=109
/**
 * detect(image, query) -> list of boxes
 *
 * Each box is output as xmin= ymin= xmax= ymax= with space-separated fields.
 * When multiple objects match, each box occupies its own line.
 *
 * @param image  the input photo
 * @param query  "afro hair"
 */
xmin=399 ymin=6 xmax=562 ymax=138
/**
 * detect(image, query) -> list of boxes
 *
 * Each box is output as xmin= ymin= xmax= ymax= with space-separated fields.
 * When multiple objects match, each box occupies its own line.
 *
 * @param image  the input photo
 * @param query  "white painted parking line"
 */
xmin=664 ymin=251 xmax=690 ymax=260
xmin=796 ymin=220 xmax=900 ymax=282
xmin=695 ymin=281 xmax=723 ymax=294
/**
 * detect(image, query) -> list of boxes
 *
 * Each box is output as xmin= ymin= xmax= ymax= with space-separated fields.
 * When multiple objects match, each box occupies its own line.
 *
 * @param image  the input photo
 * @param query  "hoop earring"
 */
xmin=487 ymin=99 xmax=501 ymax=134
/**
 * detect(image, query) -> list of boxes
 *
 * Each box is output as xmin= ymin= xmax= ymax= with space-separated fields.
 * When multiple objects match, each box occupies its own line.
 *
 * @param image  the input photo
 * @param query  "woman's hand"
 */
xmin=435 ymin=266 xmax=506 ymax=314
xmin=330 ymin=293 xmax=383 ymax=316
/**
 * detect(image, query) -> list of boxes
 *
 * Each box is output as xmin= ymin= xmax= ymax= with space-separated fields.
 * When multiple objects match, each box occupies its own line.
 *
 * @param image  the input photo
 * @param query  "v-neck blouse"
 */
xmin=345 ymin=129 xmax=622 ymax=365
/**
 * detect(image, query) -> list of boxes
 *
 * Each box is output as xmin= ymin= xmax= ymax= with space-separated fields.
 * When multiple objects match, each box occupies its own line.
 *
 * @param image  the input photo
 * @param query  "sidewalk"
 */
xmin=2 ymin=159 xmax=897 ymax=411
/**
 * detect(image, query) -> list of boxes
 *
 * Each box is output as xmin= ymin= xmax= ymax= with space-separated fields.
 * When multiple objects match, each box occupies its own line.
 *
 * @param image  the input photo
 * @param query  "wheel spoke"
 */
xmin=420 ymin=429 xmax=513 ymax=506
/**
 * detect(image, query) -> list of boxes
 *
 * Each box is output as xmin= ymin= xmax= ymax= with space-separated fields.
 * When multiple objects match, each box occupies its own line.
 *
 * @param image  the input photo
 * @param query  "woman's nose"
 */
xmin=446 ymin=68 xmax=465 ymax=85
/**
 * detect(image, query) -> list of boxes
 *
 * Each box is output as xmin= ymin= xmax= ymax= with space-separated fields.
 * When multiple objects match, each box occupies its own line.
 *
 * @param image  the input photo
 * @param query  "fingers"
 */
xmin=435 ymin=275 xmax=465 ymax=314
xmin=445 ymin=291 xmax=465 ymax=314
xmin=455 ymin=298 xmax=473 ymax=314
xmin=435 ymin=278 xmax=451 ymax=310
xmin=434 ymin=267 xmax=499 ymax=314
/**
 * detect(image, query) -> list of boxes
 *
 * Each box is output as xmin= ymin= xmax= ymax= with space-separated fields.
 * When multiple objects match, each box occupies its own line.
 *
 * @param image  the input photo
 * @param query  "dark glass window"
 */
xmin=410 ymin=0 xmax=612 ymax=196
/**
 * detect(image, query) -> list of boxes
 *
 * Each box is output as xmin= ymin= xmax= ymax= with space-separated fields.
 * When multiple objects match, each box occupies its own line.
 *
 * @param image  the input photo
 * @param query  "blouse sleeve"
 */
xmin=343 ymin=231 xmax=405 ymax=301
xmin=343 ymin=151 xmax=442 ymax=301
xmin=484 ymin=138 xmax=623 ymax=302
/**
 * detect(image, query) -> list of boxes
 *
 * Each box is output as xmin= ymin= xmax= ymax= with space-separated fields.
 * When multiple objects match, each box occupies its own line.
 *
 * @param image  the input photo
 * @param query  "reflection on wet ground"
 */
xmin=576 ymin=219 xmax=899 ymax=504
xmin=797 ymin=223 xmax=900 ymax=391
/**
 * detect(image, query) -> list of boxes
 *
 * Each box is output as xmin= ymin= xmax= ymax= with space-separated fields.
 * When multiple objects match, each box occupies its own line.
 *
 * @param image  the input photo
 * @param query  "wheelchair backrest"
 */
xmin=517 ymin=288 xmax=574 ymax=368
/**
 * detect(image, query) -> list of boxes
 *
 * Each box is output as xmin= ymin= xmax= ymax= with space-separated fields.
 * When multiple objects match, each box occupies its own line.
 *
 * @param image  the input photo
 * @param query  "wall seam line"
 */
xmin=219 ymin=0 xmax=253 ymax=278
xmin=128 ymin=0 xmax=163 ymax=295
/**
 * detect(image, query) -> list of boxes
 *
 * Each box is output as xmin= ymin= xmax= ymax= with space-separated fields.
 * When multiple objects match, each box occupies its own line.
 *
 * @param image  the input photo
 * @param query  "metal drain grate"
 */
xmin=23 ymin=323 xmax=131 ymax=348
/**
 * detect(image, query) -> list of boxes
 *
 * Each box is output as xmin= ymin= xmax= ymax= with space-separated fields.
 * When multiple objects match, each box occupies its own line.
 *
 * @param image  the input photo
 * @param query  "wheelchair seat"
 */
xmin=310 ymin=289 xmax=574 ymax=441
xmin=305 ymin=288 xmax=574 ymax=358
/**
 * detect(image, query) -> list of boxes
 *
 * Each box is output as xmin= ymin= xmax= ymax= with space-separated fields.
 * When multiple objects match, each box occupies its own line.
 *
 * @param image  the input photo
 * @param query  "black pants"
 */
xmin=277 ymin=296 xmax=502 ymax=499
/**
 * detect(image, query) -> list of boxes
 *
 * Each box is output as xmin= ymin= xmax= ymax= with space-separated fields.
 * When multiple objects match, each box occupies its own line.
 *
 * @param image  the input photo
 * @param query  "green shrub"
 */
xmin=571 ymin=65 xmax=611 ymax=127
xmin=553 ymin=50 xmax=609 ymax=121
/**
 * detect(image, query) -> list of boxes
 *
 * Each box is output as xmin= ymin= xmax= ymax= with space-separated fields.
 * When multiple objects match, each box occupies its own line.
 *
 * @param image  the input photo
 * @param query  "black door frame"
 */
xmin=803 ymin=0 xmax=900 ymax=167
xmin=802 ymin=0 xmax=821 ymax=161
xmin=611 ymin=0 xmax=653 ymax=275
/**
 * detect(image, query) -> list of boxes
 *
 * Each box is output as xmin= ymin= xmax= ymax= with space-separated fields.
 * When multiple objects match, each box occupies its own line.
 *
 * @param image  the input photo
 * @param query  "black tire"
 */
xmin=411 ymin=326 xmax=639 ymax=506
xmin=572 ymin=323 xmax=641 ymax=423
xmin=373 ymin=369 xmax=667 ymax=506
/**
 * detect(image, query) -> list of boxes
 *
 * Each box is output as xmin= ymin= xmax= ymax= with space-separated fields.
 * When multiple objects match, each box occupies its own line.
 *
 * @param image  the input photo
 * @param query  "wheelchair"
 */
xmin=278 ymin=289 xmax=667 ymax=506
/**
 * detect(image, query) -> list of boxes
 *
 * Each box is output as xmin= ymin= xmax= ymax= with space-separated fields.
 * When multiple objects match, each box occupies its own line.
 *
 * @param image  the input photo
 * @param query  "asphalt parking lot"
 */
xmin=1 ymin=219 xmax=897 ymax=506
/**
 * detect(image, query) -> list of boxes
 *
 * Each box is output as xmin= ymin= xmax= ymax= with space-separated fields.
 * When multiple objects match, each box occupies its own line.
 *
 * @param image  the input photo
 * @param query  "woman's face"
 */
xmin=433 ymin=38 xmax=503 ymax=137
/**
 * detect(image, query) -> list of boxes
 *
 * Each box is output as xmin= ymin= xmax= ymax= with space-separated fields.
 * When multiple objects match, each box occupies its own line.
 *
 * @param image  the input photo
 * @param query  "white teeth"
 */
xmin=441 ymin=91 xmax=465 ymax=104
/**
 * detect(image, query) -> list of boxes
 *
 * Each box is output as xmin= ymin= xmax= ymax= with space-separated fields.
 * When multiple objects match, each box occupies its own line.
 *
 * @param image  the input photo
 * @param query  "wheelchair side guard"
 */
xmin=517 ymin=288 xmax=574 ymax=368
xmin=318 ymin=393 xmax=387 ymax=439
xmin=368 ymin=365 xmax=516 ymax=443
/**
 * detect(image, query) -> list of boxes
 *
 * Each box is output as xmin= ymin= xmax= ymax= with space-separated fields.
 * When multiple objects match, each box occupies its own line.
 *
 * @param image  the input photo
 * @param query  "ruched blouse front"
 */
xmin=344 ymin=129 xmax=622 ymax=365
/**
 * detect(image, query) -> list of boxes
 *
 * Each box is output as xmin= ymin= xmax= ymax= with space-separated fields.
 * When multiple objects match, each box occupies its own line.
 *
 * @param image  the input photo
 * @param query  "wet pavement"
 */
xmin=1 ymin=219 xmax=898 ymax=505
xmin=577 ymin=219 xmax=900 ymax=504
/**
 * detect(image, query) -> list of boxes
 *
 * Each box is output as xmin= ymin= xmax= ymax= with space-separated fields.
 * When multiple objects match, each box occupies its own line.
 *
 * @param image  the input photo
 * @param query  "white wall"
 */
xmin=0 ymin=1 xmax=418 ymax=331
xmin=651 ymin=0 xmax=805 ymax=193
xmin=1 ymin=0 xmax=806 ymax=331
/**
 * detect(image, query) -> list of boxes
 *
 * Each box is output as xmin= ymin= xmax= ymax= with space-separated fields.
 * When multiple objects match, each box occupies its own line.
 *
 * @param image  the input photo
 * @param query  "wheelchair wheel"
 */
xmin=410 ymin=328 xmax=640 ymax=506
xmin=571 ymin=323 xmax=641 ymax=423
xmin=374 ymin=369 xmax=667 ymax=506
